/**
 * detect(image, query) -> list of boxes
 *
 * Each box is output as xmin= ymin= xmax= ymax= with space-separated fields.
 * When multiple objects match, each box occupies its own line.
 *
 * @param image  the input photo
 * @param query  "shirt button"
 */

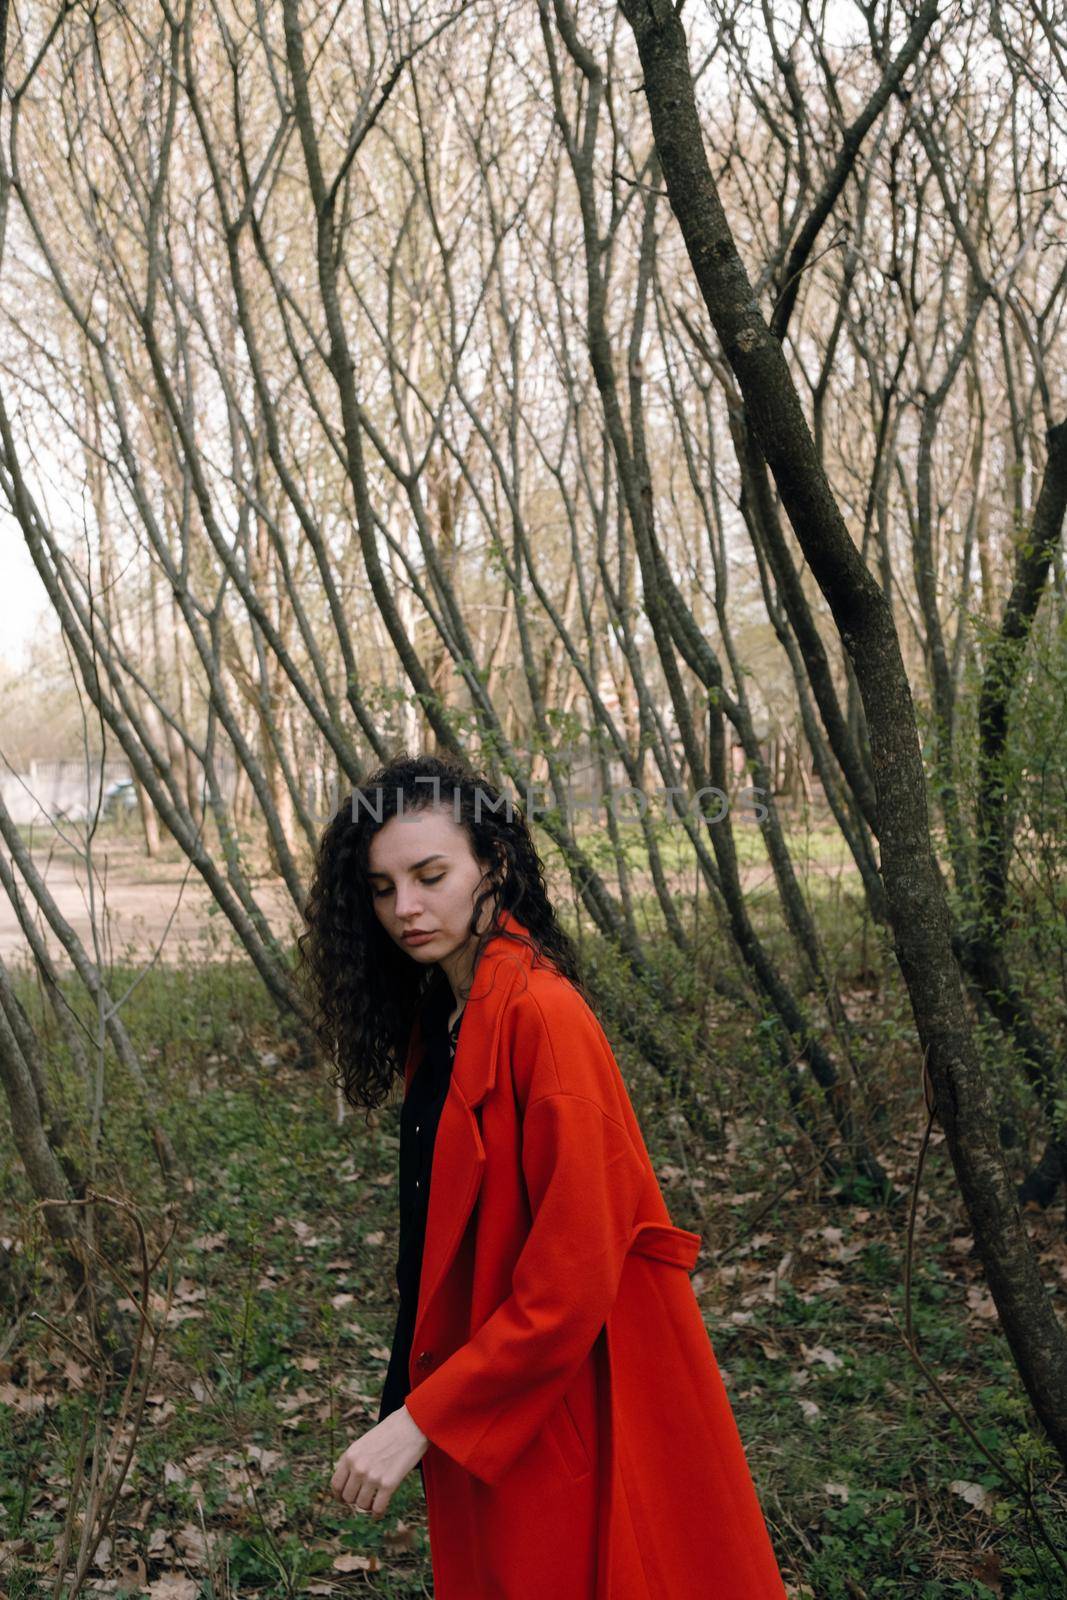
xmin=415 ymin=1178 xmax=420 ymax=1188
xmin=415 ymin=1123 xmax=420 ymax=1133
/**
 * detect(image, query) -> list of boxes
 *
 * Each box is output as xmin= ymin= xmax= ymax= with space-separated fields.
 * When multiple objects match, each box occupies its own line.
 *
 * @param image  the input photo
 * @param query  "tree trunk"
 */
xmin=617 ymin=0 xmax=1067 ymax=1466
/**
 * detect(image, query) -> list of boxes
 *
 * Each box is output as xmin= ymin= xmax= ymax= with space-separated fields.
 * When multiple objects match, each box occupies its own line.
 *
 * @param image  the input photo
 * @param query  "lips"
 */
xmin=402 ymin=930 xmax=436 ymax=944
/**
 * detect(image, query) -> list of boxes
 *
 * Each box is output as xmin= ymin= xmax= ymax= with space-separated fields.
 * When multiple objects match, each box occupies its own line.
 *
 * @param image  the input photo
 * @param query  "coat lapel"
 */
xmin=402 ymin=908 xmax=539 ymax=1351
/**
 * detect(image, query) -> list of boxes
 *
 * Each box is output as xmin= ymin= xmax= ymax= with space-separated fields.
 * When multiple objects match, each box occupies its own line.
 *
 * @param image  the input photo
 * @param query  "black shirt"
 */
xmin=378 ymin=979 xmax=463 ymax=1424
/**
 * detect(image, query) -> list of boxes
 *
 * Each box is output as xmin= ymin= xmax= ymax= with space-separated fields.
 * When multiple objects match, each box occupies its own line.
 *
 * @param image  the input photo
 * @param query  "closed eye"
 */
xmin=371 ymin=872 xmax=445 ymax=899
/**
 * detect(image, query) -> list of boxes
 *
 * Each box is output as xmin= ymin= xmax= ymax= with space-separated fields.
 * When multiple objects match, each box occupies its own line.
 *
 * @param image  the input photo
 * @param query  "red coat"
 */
xmin=400 ymin=909 xmax=790 ymax=1598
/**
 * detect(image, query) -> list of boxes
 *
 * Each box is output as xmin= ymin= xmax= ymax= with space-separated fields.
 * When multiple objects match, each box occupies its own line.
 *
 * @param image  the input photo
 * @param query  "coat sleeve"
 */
xmin=401 ymin=989 xmax=650 ymax=1485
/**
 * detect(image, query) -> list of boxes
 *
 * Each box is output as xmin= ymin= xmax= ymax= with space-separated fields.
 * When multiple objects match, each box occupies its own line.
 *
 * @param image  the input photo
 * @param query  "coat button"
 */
xmin=415 ymin=1350 xmax=433 ymax=1368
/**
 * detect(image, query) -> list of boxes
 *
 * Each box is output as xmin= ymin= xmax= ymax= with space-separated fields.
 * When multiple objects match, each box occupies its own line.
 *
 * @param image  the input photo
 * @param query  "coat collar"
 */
xmin=404 ymin=905 xmax=547 ymax=1347
xmin=402 ymin=905 xmax=543 ymax=1110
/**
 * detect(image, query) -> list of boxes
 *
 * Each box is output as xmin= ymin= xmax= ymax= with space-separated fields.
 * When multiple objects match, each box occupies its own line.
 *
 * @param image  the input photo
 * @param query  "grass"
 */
xmin=1 ymin=899 xmax=1066 ymax=1598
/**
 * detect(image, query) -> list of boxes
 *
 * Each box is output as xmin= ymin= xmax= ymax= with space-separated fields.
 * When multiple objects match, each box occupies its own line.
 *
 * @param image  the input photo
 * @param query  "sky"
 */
xmin=0 ymin=527 xmax=53 ymax=671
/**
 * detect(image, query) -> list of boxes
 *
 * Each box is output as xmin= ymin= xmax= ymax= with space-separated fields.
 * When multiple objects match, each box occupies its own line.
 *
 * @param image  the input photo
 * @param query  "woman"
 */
xmin=298 ymin=753 xmax=790 ymax=1599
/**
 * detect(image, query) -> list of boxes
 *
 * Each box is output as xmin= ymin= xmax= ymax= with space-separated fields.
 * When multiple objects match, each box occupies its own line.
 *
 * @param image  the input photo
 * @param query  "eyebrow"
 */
xmin=366 ymin=853 xmax=448 ymax=881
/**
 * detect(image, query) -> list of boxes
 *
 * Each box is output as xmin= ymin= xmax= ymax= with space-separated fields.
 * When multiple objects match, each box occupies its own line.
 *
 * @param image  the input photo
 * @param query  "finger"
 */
xmin=340 ymin=1468 xmax=363 ymax=1506
xmin=354 ymin=1480 xmax=380 ymax=1513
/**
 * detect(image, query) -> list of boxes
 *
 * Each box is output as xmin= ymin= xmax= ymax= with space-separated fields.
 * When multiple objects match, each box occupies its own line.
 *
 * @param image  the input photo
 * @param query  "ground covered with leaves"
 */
xmin=1 ymin=914 xmax=1066 ymax=1598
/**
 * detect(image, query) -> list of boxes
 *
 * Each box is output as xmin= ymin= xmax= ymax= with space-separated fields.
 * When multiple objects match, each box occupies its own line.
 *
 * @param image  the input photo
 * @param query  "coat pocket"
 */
xmin=546 ymin=1393 xmax=592 ymax=1480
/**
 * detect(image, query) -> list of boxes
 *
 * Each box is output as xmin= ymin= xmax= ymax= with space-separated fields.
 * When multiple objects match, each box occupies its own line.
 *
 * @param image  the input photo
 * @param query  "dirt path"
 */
xmin=1 ymin=833 xmax=861 ymax=969
xmin=0 ymin=843 xmax=299 ymax=968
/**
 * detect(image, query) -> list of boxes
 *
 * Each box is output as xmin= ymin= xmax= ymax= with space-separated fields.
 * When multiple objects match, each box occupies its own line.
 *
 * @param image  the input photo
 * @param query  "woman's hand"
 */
xmin=330 ymin=1404 xmax=430 ymax=1517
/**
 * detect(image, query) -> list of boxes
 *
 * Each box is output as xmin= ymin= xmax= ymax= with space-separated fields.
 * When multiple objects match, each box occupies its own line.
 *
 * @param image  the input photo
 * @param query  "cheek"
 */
xmin=449 ymin=872 xmax=482 ymax=914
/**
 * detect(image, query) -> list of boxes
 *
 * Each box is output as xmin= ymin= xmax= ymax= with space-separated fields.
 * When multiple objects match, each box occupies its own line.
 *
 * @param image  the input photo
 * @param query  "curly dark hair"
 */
xmin=295 ymin=751 xmax=586 ymax=1114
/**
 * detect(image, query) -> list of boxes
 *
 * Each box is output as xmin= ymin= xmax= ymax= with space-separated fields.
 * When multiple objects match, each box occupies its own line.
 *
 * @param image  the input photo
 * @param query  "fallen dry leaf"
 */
xmin=147 ymin=1576 xmax=198 ymax=1599
xmin=965 ymin=1285 xmax=997 ymax=1319
xmin=0 ymin=1382 xmax=46 ymax=1414
xmin=801 ymin=1342 xmax=843 ymax=1370
xmin=950 ymin=1479 xmax=995 ymax=1512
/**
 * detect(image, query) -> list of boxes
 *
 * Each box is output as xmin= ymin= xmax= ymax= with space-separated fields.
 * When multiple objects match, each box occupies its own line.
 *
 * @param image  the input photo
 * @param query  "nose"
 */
xmin=393 ymin=881 xmax=423 ymax=920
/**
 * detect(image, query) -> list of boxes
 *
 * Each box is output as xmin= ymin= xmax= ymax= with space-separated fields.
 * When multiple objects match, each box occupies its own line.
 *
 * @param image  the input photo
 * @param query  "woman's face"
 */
xmin=366 ymin=804 xmax=497 ymax=969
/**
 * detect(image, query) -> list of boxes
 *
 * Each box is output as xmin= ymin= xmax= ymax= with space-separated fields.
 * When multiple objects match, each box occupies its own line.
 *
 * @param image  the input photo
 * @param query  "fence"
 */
xmin=1 ymin=760 xmax=132 ymax=825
